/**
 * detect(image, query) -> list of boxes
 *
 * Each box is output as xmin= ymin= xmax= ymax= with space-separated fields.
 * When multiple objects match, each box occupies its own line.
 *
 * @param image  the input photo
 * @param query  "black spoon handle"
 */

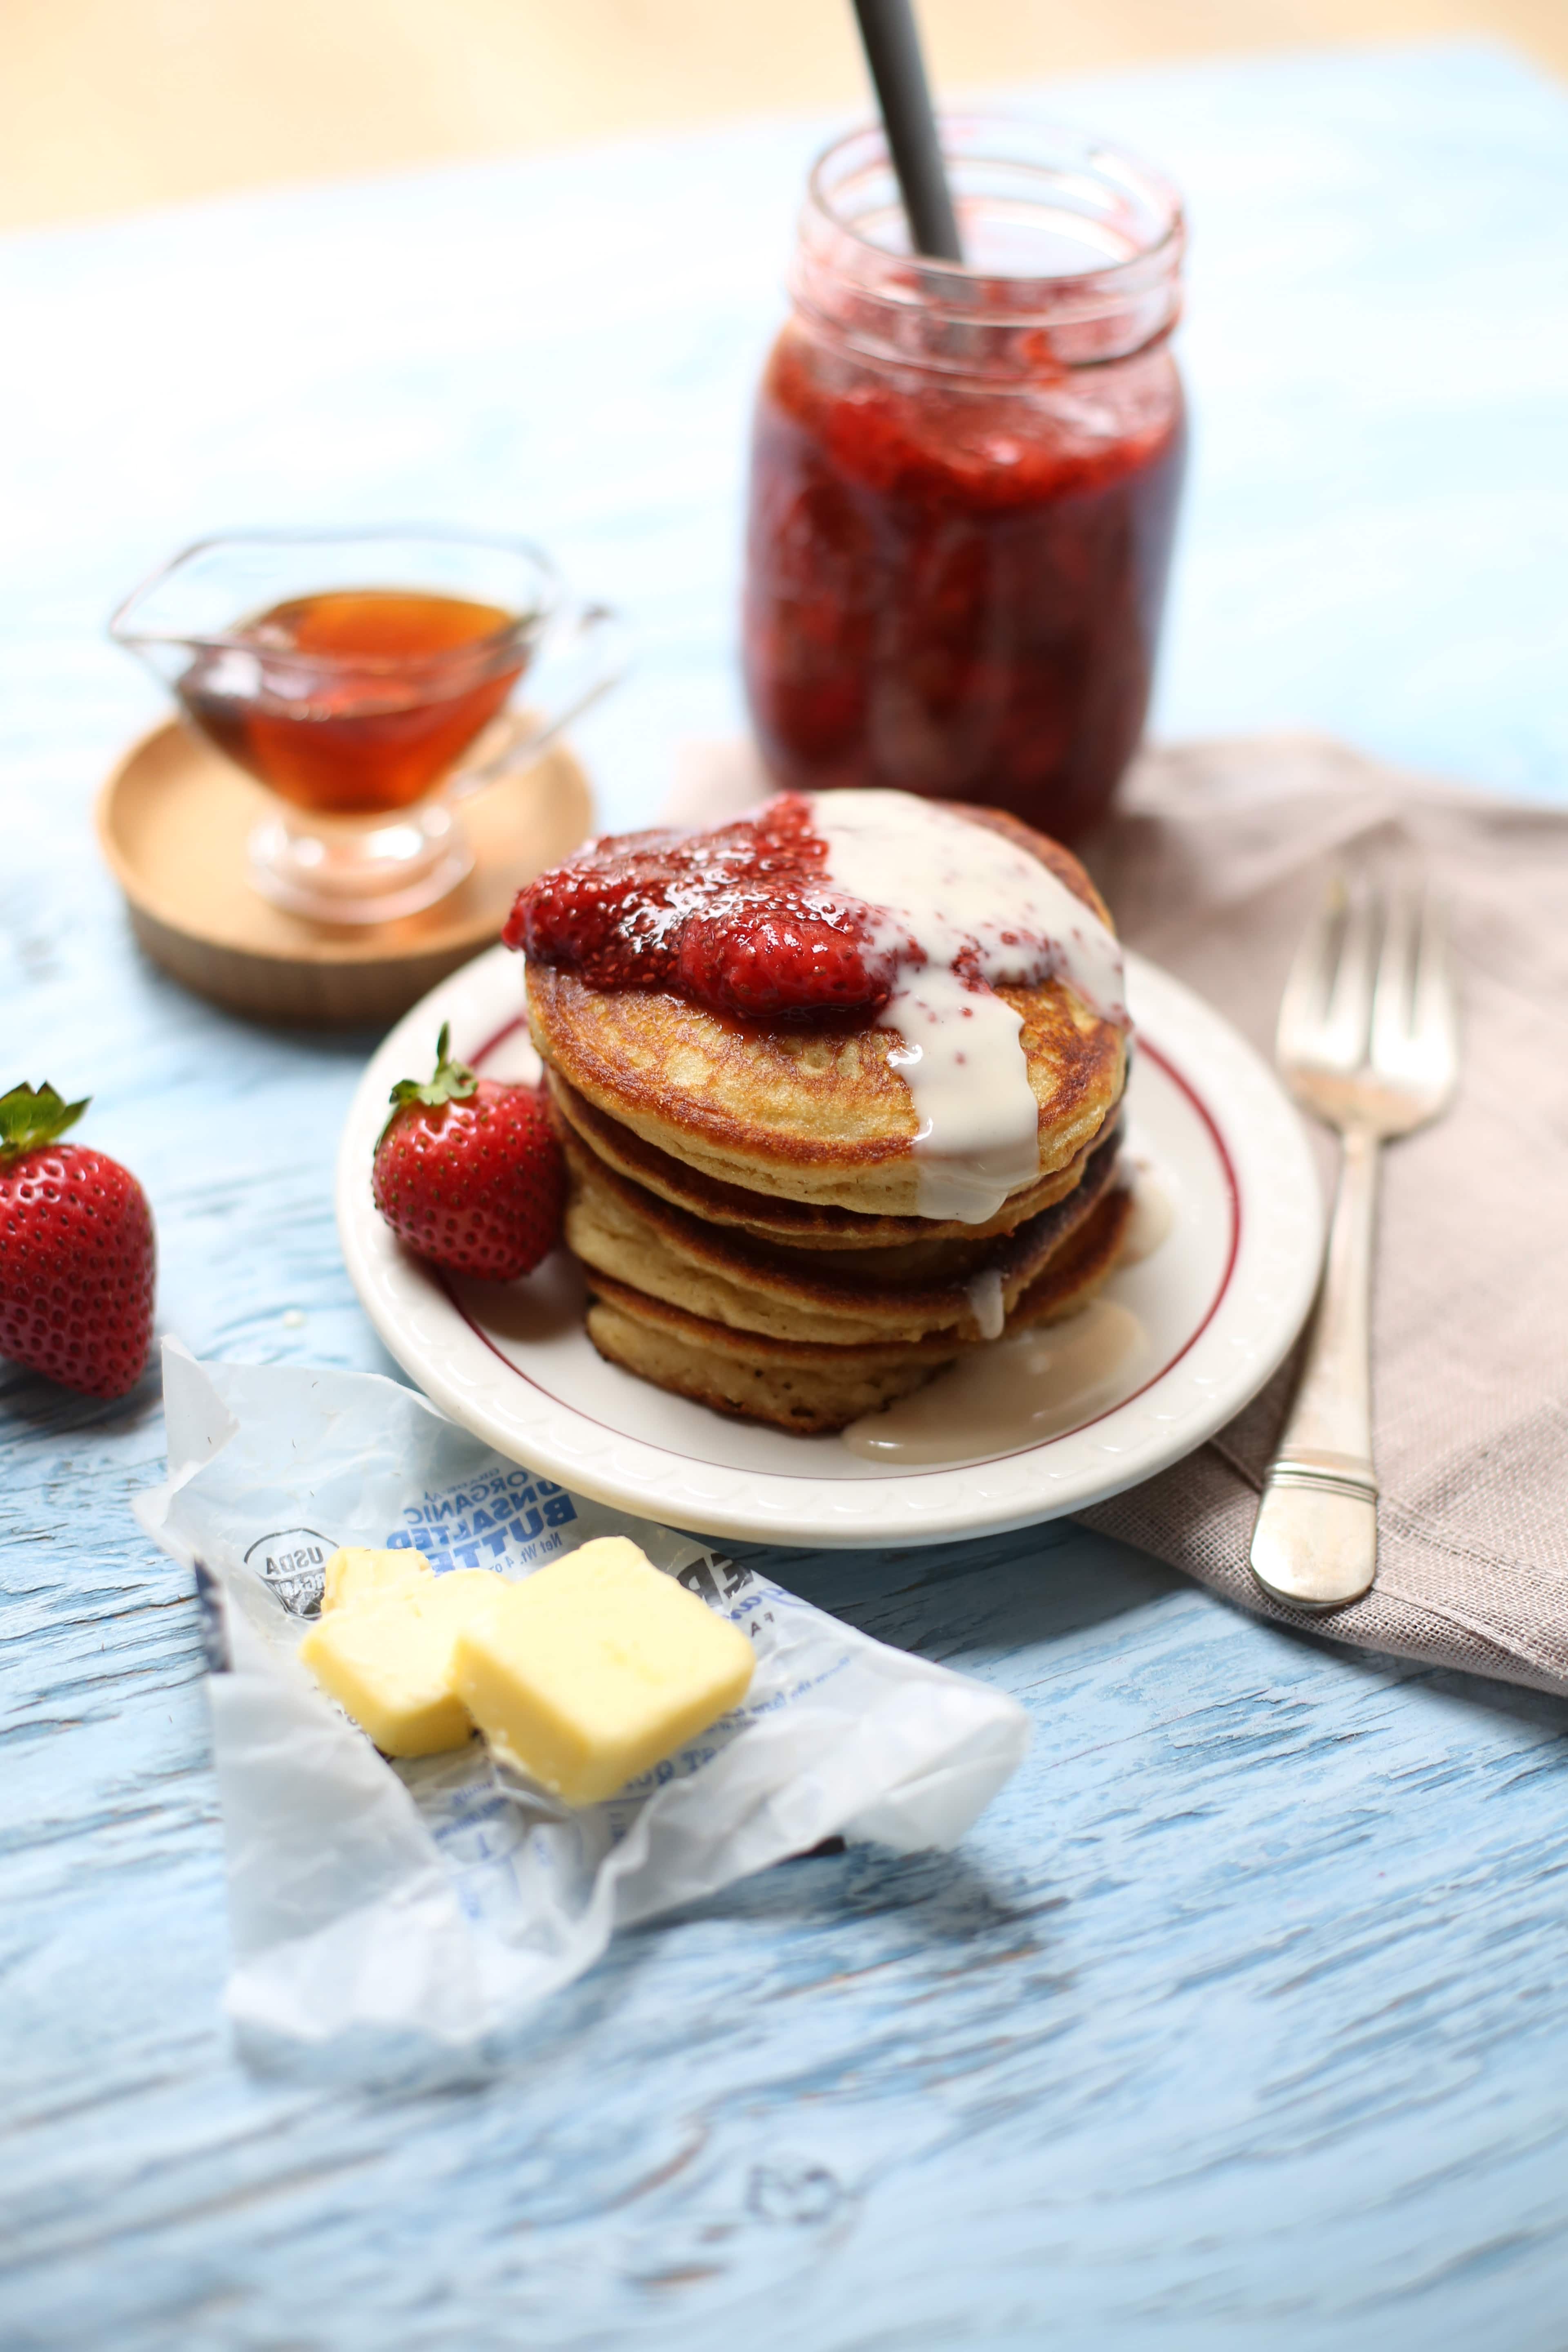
xmin=851 ymin=0 xmax=964 ymax=264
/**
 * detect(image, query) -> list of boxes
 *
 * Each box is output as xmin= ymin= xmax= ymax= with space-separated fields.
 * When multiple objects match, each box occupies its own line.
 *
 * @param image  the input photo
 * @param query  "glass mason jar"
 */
xmin=742 ymin=117 xmax=1187 ymax=842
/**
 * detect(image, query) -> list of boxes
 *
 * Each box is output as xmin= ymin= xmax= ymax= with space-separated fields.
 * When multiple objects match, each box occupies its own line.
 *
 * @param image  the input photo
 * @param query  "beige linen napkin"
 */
xmin=670 ymin=733 xmax=1568 ymax=1695
xmin=1077 ymin=733 xmax=1568 ymax=1696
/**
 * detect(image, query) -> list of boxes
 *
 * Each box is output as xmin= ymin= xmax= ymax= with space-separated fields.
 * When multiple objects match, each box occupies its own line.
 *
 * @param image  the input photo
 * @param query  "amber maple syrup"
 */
xmin=178 ymin=587 xmax=527 ymax=816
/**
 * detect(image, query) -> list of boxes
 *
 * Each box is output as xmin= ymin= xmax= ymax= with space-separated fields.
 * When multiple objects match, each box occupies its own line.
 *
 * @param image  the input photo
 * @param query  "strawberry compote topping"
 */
xmin=503 ymin=793 xmax=915 ymax=1023
xmin=512 ymin=787 xmax=1127 ymax=1223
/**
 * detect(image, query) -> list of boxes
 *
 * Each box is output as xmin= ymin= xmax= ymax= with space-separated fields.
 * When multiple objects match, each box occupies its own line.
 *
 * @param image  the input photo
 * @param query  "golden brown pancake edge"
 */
xmin=561 ymin=1117 xmax=1125 ymax=1347
xmin=546 ymin=1069 xmax=1111 ymax=1248
xmin=522 ymin=802 xmax=1126 ymax=1218
xmin=527 ymin=965 xmax=1125 ymax=1216
xmin=581 ymin=1184 xmax=1134 ymax=1435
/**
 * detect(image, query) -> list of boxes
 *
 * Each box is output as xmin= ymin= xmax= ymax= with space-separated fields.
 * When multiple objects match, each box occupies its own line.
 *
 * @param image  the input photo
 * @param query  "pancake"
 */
xmin=561 ymin=1118 xmax=1125 ymax=1347
xmin=547 ymin=1070 xmax=1111 ymax=1250
xmin=523 ymin=808 xmax=1126 ymax=1222
xmin=528 ymin=963 xmax=1125 ymax=1221
xmin=582 ymin=1185 xmax=1134 ymax=1435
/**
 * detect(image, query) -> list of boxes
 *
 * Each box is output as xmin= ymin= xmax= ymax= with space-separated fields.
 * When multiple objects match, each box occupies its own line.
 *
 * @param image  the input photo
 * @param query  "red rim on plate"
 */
xmin=450 ymin=1027 xmax=1245 ymax=1480
xmin=335 ymin=944 xmax=1320 ymax=1548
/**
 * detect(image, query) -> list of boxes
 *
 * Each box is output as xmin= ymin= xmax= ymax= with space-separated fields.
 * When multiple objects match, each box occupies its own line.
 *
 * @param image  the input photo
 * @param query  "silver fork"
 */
xmin=1249 ymin=878 xmax=1459 ymax=1612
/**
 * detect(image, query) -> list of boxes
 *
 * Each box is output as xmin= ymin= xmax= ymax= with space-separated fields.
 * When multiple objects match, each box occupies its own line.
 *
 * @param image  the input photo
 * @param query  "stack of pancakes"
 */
xmin=523 ymin=828 xmax=1132 ymax=1436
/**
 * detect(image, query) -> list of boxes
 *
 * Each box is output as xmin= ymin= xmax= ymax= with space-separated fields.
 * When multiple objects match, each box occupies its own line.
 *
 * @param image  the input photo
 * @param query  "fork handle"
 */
xmin=1249 ymin=1125 xmax=1380 ymax=1611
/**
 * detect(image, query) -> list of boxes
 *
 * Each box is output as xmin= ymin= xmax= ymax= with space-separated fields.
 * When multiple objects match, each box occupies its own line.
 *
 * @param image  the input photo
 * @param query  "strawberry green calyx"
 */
xmin=379 ymin=1023 xmax=479 ymax=1145
xmin=0 ymin=1081 xmax=89 ymax=1163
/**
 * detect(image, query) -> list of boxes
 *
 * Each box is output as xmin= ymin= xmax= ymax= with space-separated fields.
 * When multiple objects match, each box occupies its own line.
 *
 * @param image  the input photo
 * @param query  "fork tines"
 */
xmin=1278 ymin=875 xmax=1455 ymax=1088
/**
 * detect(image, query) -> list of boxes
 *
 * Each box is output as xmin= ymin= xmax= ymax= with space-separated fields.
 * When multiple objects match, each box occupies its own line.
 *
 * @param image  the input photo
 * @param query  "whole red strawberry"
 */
xmin=372 ymin=1025 xmax=564 ymax=1281
xmin=0 ymin=1082 xmax=157 ymax=1400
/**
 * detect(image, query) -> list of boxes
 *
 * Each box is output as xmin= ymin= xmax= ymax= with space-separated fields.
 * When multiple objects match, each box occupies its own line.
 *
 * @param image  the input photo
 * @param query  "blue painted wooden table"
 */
xmin=6 ymin=41 xmax=1568 ymax=2349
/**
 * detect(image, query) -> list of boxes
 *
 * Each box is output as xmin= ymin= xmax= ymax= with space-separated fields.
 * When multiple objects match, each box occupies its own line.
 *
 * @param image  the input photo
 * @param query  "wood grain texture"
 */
xmin=97 ymin=722 xmax=595 ymax=1027
xmin=4 ymin=44 xmax=1568 ymax=2348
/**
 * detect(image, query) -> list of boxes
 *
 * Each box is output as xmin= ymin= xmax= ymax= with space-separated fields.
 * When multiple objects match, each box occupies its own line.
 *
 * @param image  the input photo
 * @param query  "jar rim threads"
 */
xmin=797 ymin=115 xmax=1186 ymax=376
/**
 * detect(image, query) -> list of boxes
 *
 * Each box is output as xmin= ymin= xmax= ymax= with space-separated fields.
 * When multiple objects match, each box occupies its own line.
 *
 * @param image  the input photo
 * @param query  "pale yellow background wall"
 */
xmin=1 ymin=0 xmax=1559 ymax=231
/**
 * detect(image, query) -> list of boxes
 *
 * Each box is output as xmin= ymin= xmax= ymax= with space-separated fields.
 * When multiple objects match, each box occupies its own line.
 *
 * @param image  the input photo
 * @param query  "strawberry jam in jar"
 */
xmin=743 ymin=119 xmax=1187 ymax=841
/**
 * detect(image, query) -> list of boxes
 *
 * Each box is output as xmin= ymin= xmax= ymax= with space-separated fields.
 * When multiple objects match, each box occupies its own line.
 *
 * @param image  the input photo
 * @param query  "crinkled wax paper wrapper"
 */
xmin=134 ymin=1345 xmax=1029 ymax=2080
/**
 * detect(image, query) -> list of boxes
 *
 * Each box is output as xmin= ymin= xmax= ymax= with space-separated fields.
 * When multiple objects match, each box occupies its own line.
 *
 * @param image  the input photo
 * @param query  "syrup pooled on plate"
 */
xmin=178 ymin=587 xmax=527 ymax=816
xmin=840 ymin=1298 xmax=1147 ymax=1464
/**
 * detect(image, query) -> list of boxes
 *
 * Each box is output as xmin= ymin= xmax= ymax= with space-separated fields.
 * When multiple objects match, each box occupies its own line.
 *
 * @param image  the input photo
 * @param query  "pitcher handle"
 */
xmin=449 ymin=601 xmax=630 ymax=794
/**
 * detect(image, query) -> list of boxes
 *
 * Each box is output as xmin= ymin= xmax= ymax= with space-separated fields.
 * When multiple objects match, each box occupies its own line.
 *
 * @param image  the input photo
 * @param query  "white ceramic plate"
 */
xmin=337 ymin=944 xmax=1321 ymax=1548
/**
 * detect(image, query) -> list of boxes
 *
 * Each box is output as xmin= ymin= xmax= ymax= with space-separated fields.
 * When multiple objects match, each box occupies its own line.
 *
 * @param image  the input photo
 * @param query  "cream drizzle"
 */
xmin=963 ymin=1267 xmax=1007 ymax=1342
xmin=808 ymin=791 xmax=1125 ymax=1224
xmin=1117 ymin=1160 xmax=1174 ymax=1266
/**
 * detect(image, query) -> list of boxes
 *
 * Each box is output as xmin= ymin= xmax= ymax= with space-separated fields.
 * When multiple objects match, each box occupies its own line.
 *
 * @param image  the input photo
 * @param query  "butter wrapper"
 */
xmin=134 ymin=1344 xmax=1030 ymax=2081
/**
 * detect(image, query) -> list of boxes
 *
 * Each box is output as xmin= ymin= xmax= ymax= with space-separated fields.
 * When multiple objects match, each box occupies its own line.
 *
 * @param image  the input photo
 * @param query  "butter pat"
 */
xmin=321 ymin=1544 xmax=432 ymax=1613
xmin=452 ymin=1536 xmax=755 ymax=1806
xmin=299 ymin=1568 xmax=509 ymax=1757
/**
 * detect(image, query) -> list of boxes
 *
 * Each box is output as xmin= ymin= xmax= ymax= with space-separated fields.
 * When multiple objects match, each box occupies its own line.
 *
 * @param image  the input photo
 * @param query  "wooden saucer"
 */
xmin=96 ymin=721 xmax=594 ymax=1027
